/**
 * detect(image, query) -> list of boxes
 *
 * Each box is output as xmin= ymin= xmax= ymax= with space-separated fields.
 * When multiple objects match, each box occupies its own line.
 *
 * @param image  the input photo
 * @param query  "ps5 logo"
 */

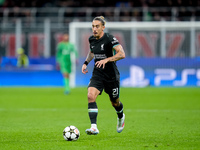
xmin=154 ymin=68 xmax=200 ymax=86
xmin=121 ymin=65 xmax=200 ymax=87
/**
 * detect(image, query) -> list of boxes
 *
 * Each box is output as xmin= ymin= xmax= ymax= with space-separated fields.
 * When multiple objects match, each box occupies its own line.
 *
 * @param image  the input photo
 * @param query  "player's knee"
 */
xmin=87 ymin=92 xmax=96 ymax=103
xmin=111 ymin=102 xmax=117 ymax=107
xmin=63 ymin=73 xmax=69 ymax=78
xmin=111 ymin=98 xmax=120 ymax=107
xmin=111 ymin=101 xmax=120 ymax=107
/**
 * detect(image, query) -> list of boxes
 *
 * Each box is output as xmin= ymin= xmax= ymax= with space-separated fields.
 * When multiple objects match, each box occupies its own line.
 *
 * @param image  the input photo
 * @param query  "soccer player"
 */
xmin=81 ymin=16 xmax=126 ymax=135
xmin=17 ymin=48 xmax=29 ymax=68
xmin=56 ymin=33 xmax=78 ymax=94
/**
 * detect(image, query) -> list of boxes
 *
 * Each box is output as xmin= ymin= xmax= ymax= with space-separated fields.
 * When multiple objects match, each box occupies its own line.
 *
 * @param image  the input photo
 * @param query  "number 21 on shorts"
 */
xmin=112 ymin=88 xmax=118 ymax=97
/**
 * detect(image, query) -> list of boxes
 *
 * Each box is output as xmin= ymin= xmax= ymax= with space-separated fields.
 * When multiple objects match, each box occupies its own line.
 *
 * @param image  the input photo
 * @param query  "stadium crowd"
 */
xmin=0 ymin=0 xmax=200 ymax=22
xmin=1 ymin=0 xmax=199 ymax=8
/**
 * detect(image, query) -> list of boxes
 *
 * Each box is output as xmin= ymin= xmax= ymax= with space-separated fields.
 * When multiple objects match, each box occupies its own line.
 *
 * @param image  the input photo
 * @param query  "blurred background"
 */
xmin=0 ymin=0 xmax=200 ymax=87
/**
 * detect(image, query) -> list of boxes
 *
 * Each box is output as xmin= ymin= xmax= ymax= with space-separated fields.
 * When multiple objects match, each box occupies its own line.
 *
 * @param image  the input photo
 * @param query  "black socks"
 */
xmin=88 ymin=102 xmax=98 ymax=124
xmin=114 ymin=102 xmax=123 ymax=119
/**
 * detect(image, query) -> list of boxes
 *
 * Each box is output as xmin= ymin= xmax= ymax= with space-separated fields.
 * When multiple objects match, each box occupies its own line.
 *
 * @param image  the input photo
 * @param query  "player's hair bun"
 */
xmin=100 ymin=16 xmax=105 ymax=20
xmin=93 ymin=16 xmax=106 ymax=26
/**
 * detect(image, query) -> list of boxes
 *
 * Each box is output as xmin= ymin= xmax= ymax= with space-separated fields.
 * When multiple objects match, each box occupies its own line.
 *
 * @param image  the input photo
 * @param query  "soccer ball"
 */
xmin=63 ymin=125 xmax=80 ymax=141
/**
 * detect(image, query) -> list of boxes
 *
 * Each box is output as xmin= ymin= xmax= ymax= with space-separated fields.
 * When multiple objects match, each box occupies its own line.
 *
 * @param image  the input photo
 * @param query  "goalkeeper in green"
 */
xmin=56 ymin=33 xmax=78 ymax=94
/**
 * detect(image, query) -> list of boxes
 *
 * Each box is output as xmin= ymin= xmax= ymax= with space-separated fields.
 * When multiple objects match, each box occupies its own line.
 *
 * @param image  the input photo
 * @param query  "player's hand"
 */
xmin=56 ymin=63 xmax=60 ymax=70
xmin=95 ymin=59 xmax=108 ymax=69
xmin=82 ymin=64 xmax=88 ymax=74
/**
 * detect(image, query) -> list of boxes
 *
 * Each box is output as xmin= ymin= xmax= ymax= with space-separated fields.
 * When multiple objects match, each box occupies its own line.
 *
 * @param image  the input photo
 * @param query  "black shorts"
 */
xmin=88 ymin=77 xmax=120 ymax=101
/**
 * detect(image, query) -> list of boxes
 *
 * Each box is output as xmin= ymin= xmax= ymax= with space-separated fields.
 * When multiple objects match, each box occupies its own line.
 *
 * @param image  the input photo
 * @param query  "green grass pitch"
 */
xmin=0 ymin=87 xmax=200 ymax=150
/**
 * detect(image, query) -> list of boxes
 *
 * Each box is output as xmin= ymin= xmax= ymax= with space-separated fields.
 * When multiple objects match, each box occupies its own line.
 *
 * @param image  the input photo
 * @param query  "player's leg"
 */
xmin=111 ymin=98 xmax=125 ymax=133
xmin=85 ymin=87 xmax=100 ymax=135
xmin=61 ymin=64 xmax=71 ymax=94
xmin=63 ymin=72 xmax=70 ymax=94
xmin=85 ymin=78 xmax=103 ymax=135
xmin=104 ymin=80 xmax=125 ymax=133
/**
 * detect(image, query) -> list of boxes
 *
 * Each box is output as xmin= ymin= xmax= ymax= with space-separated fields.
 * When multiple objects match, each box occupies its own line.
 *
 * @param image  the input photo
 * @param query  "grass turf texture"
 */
xmin=0 ymin=87 xmax=200 ymax=150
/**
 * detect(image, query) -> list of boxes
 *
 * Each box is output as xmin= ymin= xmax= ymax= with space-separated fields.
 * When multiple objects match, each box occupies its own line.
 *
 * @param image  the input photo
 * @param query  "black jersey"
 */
xmin=89 ymin=33 xmax=120 ymax=81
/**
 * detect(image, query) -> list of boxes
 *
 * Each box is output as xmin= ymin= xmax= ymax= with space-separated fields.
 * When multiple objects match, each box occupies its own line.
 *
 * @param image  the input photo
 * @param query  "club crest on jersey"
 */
xmin=101 ymin=44 xmax=104 ymax=50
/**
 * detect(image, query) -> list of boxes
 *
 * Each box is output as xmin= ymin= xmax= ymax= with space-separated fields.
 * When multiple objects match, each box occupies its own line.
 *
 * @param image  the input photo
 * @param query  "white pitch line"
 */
xmin=0 ymin=108 xmax=199 ymax=113
xmin=0 ymin=108 xmax=58 ymax=111
xmin=0 ymin=108 xmax=86 ymax=112
xmin=126 ymin=109 xmax=200 ymax=113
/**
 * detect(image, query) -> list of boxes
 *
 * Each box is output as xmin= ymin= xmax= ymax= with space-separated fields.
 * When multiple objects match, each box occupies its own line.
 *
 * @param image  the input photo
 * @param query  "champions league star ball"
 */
xmin=63 ymin=125 xmax=80 ymax=141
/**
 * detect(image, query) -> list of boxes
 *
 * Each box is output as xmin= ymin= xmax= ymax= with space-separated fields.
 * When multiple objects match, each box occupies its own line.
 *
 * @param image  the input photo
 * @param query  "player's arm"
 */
xmin=24 ymin=55 xmax=29 ymax=67
xmin=71 ymin=44 xmax=79 ymax=58
xmin=95 ymin=44 xmax=125 ymax=69
xmin=56 ymin=44 xmax=62 ymax=63
xmin=55 ymin=44 xmax=62 ymax=70
xmin=107 ymin=44 xmax=125 ymax=62
xmin=82 ymin=51 xmax=94 ymax=74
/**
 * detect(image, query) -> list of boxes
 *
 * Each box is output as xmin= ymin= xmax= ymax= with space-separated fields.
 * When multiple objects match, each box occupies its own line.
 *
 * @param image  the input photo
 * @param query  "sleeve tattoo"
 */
xmin=109 ymin=45 xmax=125 ymax=62
xmin=86 ymin=52 xmax=94 ymax=63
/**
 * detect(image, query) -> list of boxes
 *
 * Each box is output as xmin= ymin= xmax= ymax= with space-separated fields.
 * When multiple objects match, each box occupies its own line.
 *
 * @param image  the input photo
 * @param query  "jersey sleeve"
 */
xmin=108 ymin=34 xmax=120 ymax=48
xmin=70 ymin=43 xmax=78 ymax=58
xmin=89 ymin=36 xmax=94 ymax=53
